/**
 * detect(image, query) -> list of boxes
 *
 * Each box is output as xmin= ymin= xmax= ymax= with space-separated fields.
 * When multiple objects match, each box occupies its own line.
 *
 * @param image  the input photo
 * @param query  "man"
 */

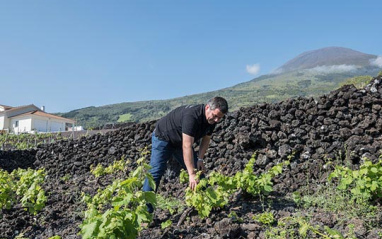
xmin=142 ymin=97 xmax=228 ymax=213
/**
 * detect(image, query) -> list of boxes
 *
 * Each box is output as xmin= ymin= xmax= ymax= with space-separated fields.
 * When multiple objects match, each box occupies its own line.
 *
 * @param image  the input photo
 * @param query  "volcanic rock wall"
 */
xmin=32 ymin=121 xmax=155 ymax=179
xmin=0 ymin=149 xmax=36 ymax=171
xmin=1 ymin=76 xmax=382 ymax=195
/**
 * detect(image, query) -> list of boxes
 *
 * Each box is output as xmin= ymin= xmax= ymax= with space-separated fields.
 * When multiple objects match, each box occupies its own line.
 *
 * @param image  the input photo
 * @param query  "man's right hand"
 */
xmin=189 ymin=173 xmax=198 ymax=191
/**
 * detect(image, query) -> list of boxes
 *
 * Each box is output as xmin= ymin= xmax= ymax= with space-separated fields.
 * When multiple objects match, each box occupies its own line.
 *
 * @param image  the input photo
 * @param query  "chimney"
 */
xmin=41 ymin=106 xmax=45 ymax=112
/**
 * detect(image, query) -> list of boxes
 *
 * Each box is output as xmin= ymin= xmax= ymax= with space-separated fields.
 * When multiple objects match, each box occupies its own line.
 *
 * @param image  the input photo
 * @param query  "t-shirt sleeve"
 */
xmin=182 ymin=113 xmax=198 ymax=137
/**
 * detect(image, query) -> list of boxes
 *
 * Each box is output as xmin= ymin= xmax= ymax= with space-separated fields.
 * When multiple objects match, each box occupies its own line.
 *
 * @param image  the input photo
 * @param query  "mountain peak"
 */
xmin=276 ymin=46 xmax=377 ymax=73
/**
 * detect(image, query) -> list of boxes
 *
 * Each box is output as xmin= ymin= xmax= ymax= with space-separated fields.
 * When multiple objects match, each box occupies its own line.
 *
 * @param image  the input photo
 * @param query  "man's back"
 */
xmin=155 ymin=104 xmax=215 ymax=147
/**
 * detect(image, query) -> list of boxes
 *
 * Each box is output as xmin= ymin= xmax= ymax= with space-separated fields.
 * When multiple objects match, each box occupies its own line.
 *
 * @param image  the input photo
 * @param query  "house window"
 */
xmin=15 ymin=120 xmax=19 ymax=127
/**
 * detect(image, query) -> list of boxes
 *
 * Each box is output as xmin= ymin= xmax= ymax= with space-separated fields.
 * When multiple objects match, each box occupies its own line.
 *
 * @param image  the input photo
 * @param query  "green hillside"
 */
xmin=59 ymin=69 xmax=381 ymax=129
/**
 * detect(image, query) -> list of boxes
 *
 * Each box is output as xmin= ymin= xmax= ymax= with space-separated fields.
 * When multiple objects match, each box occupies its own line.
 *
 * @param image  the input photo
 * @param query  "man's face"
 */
xmin=205 ymin=104 xmax=225 ymax=124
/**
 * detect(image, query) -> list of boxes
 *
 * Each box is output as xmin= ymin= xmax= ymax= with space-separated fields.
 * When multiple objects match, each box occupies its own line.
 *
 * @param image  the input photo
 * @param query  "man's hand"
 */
xmin=189 ymin=173 xmax=198 ymax=191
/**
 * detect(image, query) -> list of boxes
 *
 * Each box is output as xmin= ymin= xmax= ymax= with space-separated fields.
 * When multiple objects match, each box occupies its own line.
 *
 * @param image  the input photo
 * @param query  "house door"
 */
xmin=34 ymin=119 xmax=48 ymax=132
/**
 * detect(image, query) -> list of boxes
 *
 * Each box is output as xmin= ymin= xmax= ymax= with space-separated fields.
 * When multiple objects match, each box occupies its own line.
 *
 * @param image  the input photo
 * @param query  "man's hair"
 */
xmin=207 ymin=97 xmax=228 ymax=114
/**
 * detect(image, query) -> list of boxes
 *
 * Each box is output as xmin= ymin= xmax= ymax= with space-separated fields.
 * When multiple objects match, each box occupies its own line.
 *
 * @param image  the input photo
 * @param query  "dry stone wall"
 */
xmin=0 ymin=149 xmax=36 ymax=171
xmin=1 ymin=76 xmax=382 ymax=194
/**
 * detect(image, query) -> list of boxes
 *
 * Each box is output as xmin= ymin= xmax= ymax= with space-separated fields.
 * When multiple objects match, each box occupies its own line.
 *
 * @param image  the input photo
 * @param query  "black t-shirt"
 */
xmin=155 ymin=104 xmax=216 ymax=147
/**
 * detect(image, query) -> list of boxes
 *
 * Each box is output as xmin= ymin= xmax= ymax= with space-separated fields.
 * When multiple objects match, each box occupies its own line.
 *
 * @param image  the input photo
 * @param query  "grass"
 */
xmin=292 ymin=182 xmax=379 ymax=228
xmin=261 ymin=181 xmax=379 ymax=238
xmin=273 ymin=155 xmax=382 ymax=238
xmin=156 ymin=194 xmax=185 ymax=215
xmin=251 ymin=151 xmax=382 ymax=238
xmin=117 ymin=113 xmax=133 ymax=122
xmin=264 ymin=214 xmax=359 ymax=239
xmin=339 ymin=75 xmax=373 ymax=89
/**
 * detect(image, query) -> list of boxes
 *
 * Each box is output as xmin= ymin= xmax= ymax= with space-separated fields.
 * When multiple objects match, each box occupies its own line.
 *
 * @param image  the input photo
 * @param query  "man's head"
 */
xmin=205 ymin=97 xmax=228 ymax=124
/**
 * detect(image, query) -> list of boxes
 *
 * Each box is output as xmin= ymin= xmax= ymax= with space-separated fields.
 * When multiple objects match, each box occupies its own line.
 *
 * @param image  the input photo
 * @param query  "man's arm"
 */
xmin=198 ymin=135 xmax=211 ymax=160
xmin=197 ymin=135 xmax=211 ymax=173
xmin=182 ymin=133 xmax=198 ymax=191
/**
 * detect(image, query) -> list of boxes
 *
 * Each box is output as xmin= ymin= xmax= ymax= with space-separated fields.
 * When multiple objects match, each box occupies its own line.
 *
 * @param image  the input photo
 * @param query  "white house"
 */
xmin=0 ymin=104 xmax=75 ymax=134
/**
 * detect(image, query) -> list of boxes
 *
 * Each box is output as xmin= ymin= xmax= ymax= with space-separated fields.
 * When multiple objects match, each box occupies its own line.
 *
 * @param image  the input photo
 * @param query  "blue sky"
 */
xmin=1 ymin=0 xmax=381 ymax=112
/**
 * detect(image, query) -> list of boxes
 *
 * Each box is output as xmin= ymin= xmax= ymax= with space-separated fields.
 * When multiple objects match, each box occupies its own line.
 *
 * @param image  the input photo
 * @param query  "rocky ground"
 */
xmin=1 ymin=76 xmax=382 ymax=238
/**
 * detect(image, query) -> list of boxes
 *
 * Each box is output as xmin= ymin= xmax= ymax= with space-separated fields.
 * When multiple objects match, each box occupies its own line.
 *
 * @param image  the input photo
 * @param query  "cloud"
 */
xmin=370 ymin=56 xmax=382 ymax=68
xmin=308 ymin=64 xmax=358 ymax=73
xmin=246 ymin=64 xmax=260 ymax=75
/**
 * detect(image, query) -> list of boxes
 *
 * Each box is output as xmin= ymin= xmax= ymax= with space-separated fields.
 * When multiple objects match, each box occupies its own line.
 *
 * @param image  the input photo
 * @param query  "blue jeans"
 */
xmin=143 ymin=132 xmax=199 ymax=193
xmin=142 ymin=132 xmax=199 ymax=213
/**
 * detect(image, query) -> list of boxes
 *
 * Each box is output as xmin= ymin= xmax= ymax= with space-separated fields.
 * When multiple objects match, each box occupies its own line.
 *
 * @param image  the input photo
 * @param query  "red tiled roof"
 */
xmin=0 ymin=104 xmax=13 ymax=110
xmin=3 ymin=104 xmax=39 ymax=113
